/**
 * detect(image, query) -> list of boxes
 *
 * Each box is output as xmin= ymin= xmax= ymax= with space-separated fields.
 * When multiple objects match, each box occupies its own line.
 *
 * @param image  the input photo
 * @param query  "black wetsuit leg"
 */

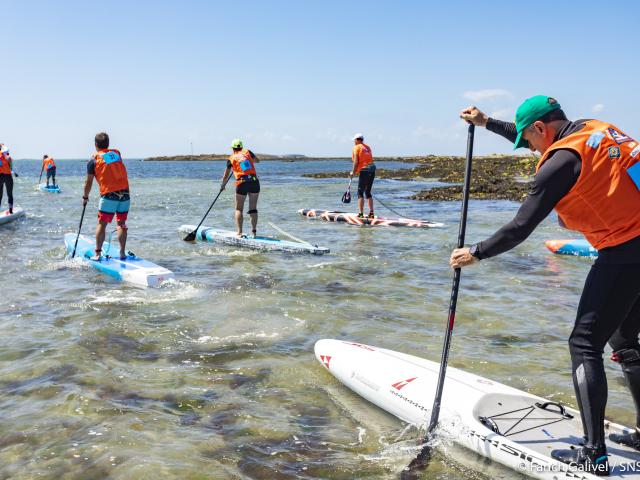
xmin=0 ymin=173 xmax=13 ymax=206
xmin=569 ymin=261 xmax=640 ymax=449
xmin=609 ymin=296 xmax=640 ymax=430
xmin=357 ymin=168 xmax=375 ymax=199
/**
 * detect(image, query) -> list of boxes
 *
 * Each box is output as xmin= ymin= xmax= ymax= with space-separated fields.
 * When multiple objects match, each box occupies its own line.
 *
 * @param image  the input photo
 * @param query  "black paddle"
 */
xmin=341 ymin=177 xmax=352 ymax=204
xmin=401 ymin=124 xmax=475 ymax=479
xmin=71 ymin=203 xmax=87 ymax=259
xmin=183 ymin=176 xmax=233 ymax=241
xmin=38 ymin=166 xmax=44 ymax=186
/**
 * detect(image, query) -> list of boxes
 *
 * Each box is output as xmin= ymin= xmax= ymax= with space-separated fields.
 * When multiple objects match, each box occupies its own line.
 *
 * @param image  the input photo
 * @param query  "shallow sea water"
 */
xmin=0 ymin=159 xmax=630 ymax=479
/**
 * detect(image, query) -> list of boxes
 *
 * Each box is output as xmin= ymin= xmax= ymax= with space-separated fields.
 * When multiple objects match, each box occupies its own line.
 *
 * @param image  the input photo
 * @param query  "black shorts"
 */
xmin=357 ymin=165 xmax=376 ymax=199
xmin=46 ymin=167 xmax=56 ymax=179
xmin=236 ymin=178 xmax=260 ymax=195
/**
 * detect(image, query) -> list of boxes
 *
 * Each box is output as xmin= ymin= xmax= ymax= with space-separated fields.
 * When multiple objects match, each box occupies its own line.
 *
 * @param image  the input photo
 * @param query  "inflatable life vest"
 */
xmin=228 ymin=149 xmax=257 ymax=186
xmin=536 ymin=120 xmax=640 ymax=249
xmin=43 ymin=156 xmax=56 ymax=170
xmin=93 ymin=149 xmax=129 ymax=195
xmin=352 ymin=143 xmax=374 ymax=174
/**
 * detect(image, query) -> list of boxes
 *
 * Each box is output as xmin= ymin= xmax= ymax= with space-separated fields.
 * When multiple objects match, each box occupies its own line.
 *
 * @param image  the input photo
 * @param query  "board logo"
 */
xmin=391 ymin=377 xmax=417 ymax=390
xmin=631 ymin=145 xmax=640 ymax=158
xmin=609 ymin=146 xmax=621 ymax=158
xmin=607 ymin=127 xmax=633 ymax=144
xmin=343 ymin=341 xmax=375 ymax=351
xmin=319 ymin=355 xmax=332 ymax=369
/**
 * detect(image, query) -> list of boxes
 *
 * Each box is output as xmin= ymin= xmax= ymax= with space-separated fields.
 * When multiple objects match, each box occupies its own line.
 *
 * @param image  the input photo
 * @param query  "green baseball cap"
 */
xmin=231 ymin=138 xmax=243 ymax=149
xmin=513 ymin=95 xmax=561 ymax=149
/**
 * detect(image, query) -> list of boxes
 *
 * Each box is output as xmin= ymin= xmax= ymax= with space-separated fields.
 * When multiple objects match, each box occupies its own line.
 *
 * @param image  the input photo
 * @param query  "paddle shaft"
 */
xmin=38 ymin=166 xmax=44 ymax=184
xmin=186 ymin=175 xmax=233 ymax=238
xmin=426 ymin=124 xmax=475 ymax=435
xmin=71 ymin=204 xmax=87 ymax=258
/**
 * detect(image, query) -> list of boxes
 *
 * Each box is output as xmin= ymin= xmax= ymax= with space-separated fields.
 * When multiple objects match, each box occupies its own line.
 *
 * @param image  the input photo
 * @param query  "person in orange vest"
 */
xmin=41 ymin=154 xmax=57 ymax=187
xmin=82 ymin=132 xmax=130 ymax=260
xmin=453 ymin=96 xmax=640 ymax=476
xmin=0 ymin=143 xmax=18 ymax=213
xmin=220 ymin=138 xmax=260 ymax=237
xmin=350 ymin=133 xmax=376 ymax=218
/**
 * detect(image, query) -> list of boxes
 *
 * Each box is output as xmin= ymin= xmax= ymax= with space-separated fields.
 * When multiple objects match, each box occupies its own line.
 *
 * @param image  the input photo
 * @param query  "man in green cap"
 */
xmin=220 ymin=139 xmax=260 ymax=237
xmin=450 ymin=96 xmax=640 ymax=475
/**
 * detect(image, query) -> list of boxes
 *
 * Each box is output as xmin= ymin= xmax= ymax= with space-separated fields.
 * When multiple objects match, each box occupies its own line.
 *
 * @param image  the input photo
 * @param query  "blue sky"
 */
xmin=3 ymin=0 xmax=639 ymax=158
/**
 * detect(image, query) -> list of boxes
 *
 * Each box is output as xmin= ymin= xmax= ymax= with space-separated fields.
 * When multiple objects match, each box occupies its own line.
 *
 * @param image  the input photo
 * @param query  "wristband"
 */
xmin=82 ymin=196 xmax=88 ymax=200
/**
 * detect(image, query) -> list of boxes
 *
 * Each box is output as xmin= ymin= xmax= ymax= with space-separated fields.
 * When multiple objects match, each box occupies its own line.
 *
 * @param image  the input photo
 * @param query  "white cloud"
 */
xmin=463 ymin=89 xmax=513 ymax=102
xmin=490 ymin=108 xmax=514 ymax=121
xmin=592 ymin=103 xmax=604 ymax=113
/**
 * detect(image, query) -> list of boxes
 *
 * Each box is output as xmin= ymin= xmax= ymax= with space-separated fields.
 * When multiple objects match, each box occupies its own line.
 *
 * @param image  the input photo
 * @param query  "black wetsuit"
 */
xmin=0 ymin=173 xmax=14 ymax=207
xmin=475 ymin=118 xmax=640 ymax=450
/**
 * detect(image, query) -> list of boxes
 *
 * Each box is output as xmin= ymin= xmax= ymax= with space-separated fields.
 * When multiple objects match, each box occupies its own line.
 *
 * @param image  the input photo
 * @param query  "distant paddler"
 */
xmin=350 ymin=133 xmax=376 ymax=219
xmin=452 ymin=96 xmax=640 ymax=476
xmin=41 ymin=154 xmax=57 ymax=187
xmin=0 ymin=143 xmax=18 ymax=214
xmin=82 ymin=132 xmax=131 ymax=261
xmin=220 ymin=138 xmax=260 ymax=237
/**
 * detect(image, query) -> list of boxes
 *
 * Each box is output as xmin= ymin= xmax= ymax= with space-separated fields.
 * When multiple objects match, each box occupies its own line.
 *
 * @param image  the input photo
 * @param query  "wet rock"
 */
xmin=305 ymin=154 xmax=538 ymax=202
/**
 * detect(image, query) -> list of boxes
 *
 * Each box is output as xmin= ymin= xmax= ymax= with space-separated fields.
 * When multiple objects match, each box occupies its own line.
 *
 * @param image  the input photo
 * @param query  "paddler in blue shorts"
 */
xmin=82 ymin=132 xmax=130 ymax=260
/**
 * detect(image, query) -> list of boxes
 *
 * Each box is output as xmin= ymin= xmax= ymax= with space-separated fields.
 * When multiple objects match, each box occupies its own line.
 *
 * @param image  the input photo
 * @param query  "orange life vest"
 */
xmin=0 ymin=152 xmax=11 ymax=175
xmin=228 ymin=149 xmax=257 ymax=186
xmin=536 ymin=119 xmax=640 ymax=250
xmin=93 ymin=149 xmax=129 ymax=195
xmin=43 ymin=157 xmax=56 ymax=170
xmin=352 ymin=143 xmax=374 ymax=174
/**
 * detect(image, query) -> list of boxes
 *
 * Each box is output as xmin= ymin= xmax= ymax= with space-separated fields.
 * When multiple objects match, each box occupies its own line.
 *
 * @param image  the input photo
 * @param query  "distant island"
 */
xmin=144 ymin=152 xmax=539 ymax=202
xmin=143 ymin=154 xmax=411 ymax=162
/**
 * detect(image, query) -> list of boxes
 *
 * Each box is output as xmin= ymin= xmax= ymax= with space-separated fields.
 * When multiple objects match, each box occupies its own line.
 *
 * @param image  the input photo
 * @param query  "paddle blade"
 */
xmin=183 ymin=230 xmax=197 ymax=242
xmin=341 ymin=189 xmax=351 ymax=204
xmin=400 ymin=445 xmax=433 ymax=479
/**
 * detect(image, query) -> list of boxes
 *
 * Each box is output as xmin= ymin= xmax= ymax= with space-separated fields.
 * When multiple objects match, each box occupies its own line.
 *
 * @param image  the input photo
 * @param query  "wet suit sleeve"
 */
xmin=226 ymin=160 xmax=232 ymax=169
xmin=475 ymin=149 xmax=581 ymax=259
xmin=87 ymin=159 xmax=96 ymax=175
xmin=486 ymin=118 xmax=518 ymax=144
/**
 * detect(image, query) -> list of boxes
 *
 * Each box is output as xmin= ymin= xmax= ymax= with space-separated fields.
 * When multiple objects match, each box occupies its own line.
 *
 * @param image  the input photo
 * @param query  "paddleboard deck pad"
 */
xmin=315 ymin=339 xmax=640 ymax=479
xmin=545 ymin=239 xmax=597 ymax=257
xmin=38 ymin=184 xmax=61 ymax=193
xmin=298 ymin=209 xmax=444 ymax=228
xmin=179 ymin=224 xmax=329 ymax=255
xmin=64 ymin=233 xmax=174 ymax=287
xmin=0 ymin=206 xmax=25 ymax=225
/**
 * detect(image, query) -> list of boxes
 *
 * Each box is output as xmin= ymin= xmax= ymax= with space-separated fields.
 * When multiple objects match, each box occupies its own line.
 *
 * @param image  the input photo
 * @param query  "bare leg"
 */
xmin=117 ymin=221 xmax=128 ymax=258
xmin=367 ymin=197 xmax=374 ymax=215
xmin=95 ymin=221 xmax=108 ymax=254
xmin=358 ymin=197 xmax=364 ymax=215
xmin=235 ymin=193 xmax=247 ymax=236
xmin=248 ymin=192 xmax=259 ymax=236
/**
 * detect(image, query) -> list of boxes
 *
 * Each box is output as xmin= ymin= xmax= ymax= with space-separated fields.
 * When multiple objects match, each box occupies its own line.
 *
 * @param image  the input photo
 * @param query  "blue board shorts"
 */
xmin=98 ymin=191 xmax=130 ymax=224
xmin=46 ymin=167 xmax=56 ymax=179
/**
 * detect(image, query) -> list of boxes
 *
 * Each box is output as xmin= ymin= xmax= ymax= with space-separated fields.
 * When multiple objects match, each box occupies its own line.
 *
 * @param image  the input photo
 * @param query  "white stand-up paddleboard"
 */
xmin=64 ymin=233 xmax=174 ymax=287
xmin=298 ymin=208 xmax=445 ymax=228
xmin=179 ymin=224 xmax=330 ymax=255
xmin=315 ymin=339 xmax=640 ymax=479
xmin=0 ymin=206 xmax=25 ymax=226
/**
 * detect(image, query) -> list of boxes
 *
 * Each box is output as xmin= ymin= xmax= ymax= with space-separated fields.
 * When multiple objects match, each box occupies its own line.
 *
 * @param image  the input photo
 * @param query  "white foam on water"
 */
xmin=195 ymin=331 xmax=280 ymax=345
xmin=88 ymin=281 xmax=202 ymax=305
